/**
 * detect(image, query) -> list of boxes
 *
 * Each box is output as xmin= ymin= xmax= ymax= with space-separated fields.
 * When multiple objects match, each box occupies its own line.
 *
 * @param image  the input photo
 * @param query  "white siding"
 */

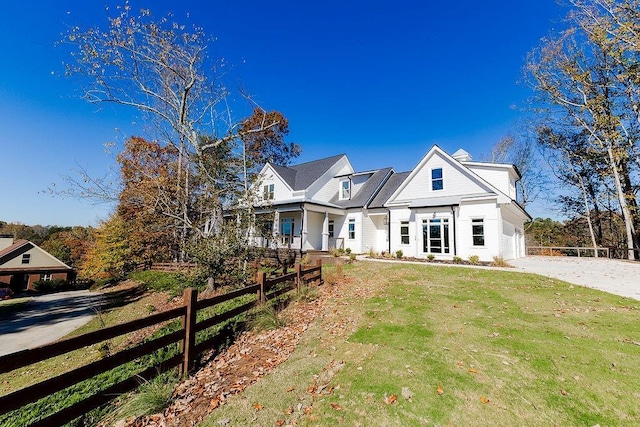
xmin=304 ymin=211 xmax=325 ymax=250
xmin=392 ymin=152 xmax=489 ymax=204
xmin=307 ymin=159 xmax=353 ymax=202
xmin=464 ymin=165 xmax=510 ymax=198
xmin=254 ymin=165 xmax=294 ymax=201
xmin=457 ymin=200 xmax=500 ymax=262
xmin=361 ymin=211 xmax=378 ymax=254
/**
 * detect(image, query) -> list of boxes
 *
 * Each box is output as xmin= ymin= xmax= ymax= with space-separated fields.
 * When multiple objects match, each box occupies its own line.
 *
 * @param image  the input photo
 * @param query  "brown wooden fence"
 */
xmin=0 ymin=261 xmax=322 ymax=427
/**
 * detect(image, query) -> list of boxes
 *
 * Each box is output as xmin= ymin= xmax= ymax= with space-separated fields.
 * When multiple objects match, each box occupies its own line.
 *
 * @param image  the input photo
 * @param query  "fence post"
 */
xmin=180 ymin=287 xmax=198 ymax=376
xmin=295 ymin=263 xmax=302 ymax=293
xmin=257 ymin=271 xmax=267 ymax=304
xmin=316 ymin=258 xmax=322 ymax=285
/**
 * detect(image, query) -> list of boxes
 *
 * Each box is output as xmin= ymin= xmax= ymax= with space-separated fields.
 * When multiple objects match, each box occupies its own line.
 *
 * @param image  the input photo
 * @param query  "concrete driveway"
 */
xmin=0 ymin=290 xmax=103 ymax=356
xmin=509 ymin=256 xmax=640 ymax=301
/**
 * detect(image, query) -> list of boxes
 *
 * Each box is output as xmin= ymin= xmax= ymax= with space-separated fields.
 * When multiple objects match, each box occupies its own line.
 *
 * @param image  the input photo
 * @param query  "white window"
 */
xmin=400 ymin=221 xmax=410 ymax=245
xmin=263 ymin=183 xmax=274 ymax=200
xmin=431 ymin=168 xmax=443 ymax=191
xmin=472 ymin=219 xmax=485 ymax=246
xmin=41 ymin=273 xmax=52 ymax=281
xmin=422 ymin=218 xmax=450 ymax=254
xmin=328 ymin=220 xmax=334 ymax=238
xmin=348 ymin=218 xmax=356 ymax=239
xmin=340 ymin=180 xmax=351 ymax=200
xmin=21 ymin=254 xmax=31 ymax=264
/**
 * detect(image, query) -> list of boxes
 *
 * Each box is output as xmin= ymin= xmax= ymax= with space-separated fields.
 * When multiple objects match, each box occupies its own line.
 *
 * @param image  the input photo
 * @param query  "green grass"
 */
xmin=202 ymin=261 xmax=640 ymax=426
xmin=128 ymin=270 xmax=199 ymax=296
xmin=0 ymin=297 xmax=31 ymax=318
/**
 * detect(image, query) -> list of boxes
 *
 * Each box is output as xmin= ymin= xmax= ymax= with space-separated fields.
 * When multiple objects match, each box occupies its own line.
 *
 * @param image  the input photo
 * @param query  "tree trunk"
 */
xmin=606 ymin=143 xmax=637 ymax=260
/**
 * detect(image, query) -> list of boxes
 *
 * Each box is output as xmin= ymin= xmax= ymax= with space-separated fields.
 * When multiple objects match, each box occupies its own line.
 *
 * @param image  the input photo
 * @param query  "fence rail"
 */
xmin=0 ymin=260 xmax=322 ymax=426
xmin=527 ymin=246 xmax=640 ymax=260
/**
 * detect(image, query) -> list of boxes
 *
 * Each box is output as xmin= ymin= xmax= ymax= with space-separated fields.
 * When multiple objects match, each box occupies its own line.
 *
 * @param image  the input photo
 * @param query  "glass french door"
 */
xmin=422 ymin=218 xmax=450 ymax=254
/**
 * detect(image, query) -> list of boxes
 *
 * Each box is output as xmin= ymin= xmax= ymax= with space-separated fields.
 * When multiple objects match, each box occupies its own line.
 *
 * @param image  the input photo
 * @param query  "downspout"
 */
xmin=450 ymin=205 xmax=457 ymax=256
xmin=387 ymin=208 xmax=391 ymax=253
xmin=299 ymin=203 xmax=305 ymax=259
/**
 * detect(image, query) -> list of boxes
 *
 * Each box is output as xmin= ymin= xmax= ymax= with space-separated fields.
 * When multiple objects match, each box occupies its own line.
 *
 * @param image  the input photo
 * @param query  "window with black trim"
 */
xmin=472 ymin=219 xmax=485 ymax=246
xmin=21 ymin=254 xmax=31 ymax=264
xmin=431 ymin=168 xmax=443 ymax=191
xmin=400 ymin=221 xmax=410 ymax=245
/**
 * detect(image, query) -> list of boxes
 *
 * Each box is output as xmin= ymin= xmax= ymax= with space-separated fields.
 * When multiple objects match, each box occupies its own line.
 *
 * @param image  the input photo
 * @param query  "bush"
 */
xmin=395 ymin=250 xmax=403 ymax=259
xmin=453 ymin=256 xmax=463 ymax=264
xmin=345 ymin=248 xmax=352 ymax=254
xmin=468 ymin=255 xmax=480 ymax=265
xmin=328 ymin=248 xmax=341 ymax=257
xmin=250 ymin=303 xmax=286 ymax=331
xmin=427 ymin=254 xmax=435 ymax=262
xmin=32 ymin=279 xmax=68 ymax=293
xmin=349 ymin=253 xmax=357 ymax=262
xmin=491 ymin=256 xmax=511 ymax=267
xmin=368 ymin=248 xmax=377 ymax=258
xmin=323 ymin=262 xmax=344 ymax=285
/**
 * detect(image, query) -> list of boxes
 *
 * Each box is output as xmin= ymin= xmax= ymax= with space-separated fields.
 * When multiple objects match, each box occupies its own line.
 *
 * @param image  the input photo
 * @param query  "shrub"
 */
xmin=349 ymin=253 xmax=357 ymax=262
xmin=296 ymin=284 xmax=319 ymax=302
xmin=328 ymin=248 xmax=341 ymax=257
xmin=427 ymin=254 xmax=435 ymax=262
xmin=395 ymin=250 xmax=403 ymax=259
xmin=32 ymin=278 xmax=68 ymax=293
xmin=345 ymin=248 xmax=352 ymax=254
xmin=453 ymin=256 xmax=463 ymax=264
xmin=468 ymin=255 xmax=480 ymax=265
xmin=491 ymin=256 xmax=511 ymax=267
xmin=250 ymin=303 xmax=286 ymax=331
xmin=323 ymin=262 xmax=344 ymax=285
xmin=368 ymin=248 xmax=377 ymax=258
xmin=111 ymin=371 xmax=178 ymax=424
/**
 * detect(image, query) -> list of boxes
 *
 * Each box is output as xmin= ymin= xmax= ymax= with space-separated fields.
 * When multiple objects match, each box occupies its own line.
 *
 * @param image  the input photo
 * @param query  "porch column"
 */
xmin=301 ymin=207 xmax=308 ymax=250
xmin=322 ymin=212 xmax=329 ymax=251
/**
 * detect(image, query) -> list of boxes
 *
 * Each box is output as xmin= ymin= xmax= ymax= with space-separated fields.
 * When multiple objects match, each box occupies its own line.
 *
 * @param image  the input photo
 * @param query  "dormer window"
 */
xmin=340 ymin=180 xmax=351 ymax=200
xmin=263 ymin=183 xmax=274 ymax=200
xmin=431 ymin=168 xmax=443 ymax=191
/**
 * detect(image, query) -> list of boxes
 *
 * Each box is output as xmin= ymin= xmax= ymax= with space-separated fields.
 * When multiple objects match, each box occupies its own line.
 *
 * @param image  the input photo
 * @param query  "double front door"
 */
xmin=422 ymin=218 xmax=450 ymax=254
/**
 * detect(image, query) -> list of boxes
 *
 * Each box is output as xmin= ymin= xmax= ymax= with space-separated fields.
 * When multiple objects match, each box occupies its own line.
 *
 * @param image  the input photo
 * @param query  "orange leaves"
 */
xmin=468 ymin=368 xmax=479 ymax=374
xmin=253 ymin=403 xmax=264 ymax=411
xmin=480 ymin=396 xmax=490 ymax=404
xmin=437 ymin=385 xmax=444 ymax=396
xmin=275 ymin=421 xmax=285 ymax=427
xmin=384 ymin=394 xmax=398 ymax=404
xmin=561 ymin=389 xmax=568 ymax=396
xmin=330 ymin=403 xmax=344 ymax=411
xmin=286 ymin=386 xmax=296 ymax=392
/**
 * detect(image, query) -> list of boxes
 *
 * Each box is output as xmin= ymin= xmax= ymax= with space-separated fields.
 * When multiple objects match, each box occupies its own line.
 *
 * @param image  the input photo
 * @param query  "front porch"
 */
xmin=251 ymin=203 xmax=346 ymax=251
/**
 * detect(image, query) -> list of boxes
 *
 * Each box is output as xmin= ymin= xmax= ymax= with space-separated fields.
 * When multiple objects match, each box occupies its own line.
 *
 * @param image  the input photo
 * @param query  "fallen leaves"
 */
xmin=384 ymin=393 xmax=397 ymax=404
xmin=480 ymin=396 xmax=490 ymax=404
xmin=561 ymin=389 xmax=568 ymax=396
xmin=330 ymin=403 xmax=344 ymax=411
xmin=253 ymin=403 xmax=264 ymax=411
xmin=437 ymin=385 xmax=444 ymax=396
xmin=401 ymin=387 xmax=413 ymax=401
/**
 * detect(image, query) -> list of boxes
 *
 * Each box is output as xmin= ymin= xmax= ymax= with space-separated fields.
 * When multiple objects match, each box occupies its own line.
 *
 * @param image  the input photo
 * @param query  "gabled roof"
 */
xmin=0 ymin=240 xmax=73 ymax=271
xmin=271 ymin=154 xmax=347 ymax=191
xmin=368 ymin=171 xmax=411 ymax=209
xmin=330 ymin=167 xmax=394 ymax=209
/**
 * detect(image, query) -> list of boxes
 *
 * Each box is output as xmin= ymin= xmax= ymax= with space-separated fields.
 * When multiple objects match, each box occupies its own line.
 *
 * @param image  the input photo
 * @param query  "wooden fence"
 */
xmin=0 ymin=261 xmax=322 ymax=427
xmin=527 ymin=246 xmax=640 ymax=259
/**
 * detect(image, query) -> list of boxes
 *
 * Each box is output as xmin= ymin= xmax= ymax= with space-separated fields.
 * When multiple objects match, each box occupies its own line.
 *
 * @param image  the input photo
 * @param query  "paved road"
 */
xmin=509 ymin=256 xmax=640 ymax=301
xmin=0 ymin=290 xmax=103 ymax=356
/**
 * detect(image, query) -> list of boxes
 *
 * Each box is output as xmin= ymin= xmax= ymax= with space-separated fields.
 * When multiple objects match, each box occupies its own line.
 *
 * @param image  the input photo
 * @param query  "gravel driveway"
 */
xmin=0 ymin=290 xmax=103 ymax=356
xmin=509 ymin=256 xmax=640 ymax=301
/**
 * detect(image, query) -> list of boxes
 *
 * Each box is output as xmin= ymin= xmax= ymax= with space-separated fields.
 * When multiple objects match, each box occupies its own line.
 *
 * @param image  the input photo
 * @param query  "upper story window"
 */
xmin=400 ymin=221 xmax=410 ymax=245
xmin=340 ymin=180 xmax=351 ymax=200
xmin=21 ymin=254 xmax=31 ymax=264
xmin=431 ymin=168 xmax=443 ymax=191
xmin=472 ymin=218 xmax=485 ymax=246
xmin=263 ymin=183 xmax=274 ymax=200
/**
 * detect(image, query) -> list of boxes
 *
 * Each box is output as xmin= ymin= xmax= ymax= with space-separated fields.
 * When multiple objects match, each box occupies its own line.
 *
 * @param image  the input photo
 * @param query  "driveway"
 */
xmin=509 ymin=256 xmax=640 ymax=301
xmin=0 ymin=290 xmax=103 ymax=356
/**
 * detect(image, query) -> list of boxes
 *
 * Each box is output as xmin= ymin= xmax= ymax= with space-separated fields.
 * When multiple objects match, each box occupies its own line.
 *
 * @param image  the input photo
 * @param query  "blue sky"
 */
xmin=0 ymin=1 xmax=567 ymax=226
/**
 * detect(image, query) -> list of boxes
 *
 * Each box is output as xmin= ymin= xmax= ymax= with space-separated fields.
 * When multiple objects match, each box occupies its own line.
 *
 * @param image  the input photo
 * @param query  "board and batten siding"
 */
xmin=393 ymin=154 xmax=489 ymax=203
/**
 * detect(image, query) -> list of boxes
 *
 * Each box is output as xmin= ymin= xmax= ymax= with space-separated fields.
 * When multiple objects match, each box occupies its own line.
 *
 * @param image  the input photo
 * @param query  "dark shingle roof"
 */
xmin=330 ymin=168 xmax=394 ymax=208
xmin=271 ymin=154 xmax=346 ymax=191
xmin=368 ymin=171 xmax=411 ymax=208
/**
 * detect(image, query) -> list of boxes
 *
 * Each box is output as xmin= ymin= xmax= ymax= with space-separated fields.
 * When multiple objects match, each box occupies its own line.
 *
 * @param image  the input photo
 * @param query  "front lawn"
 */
xmin=202 ymin=261 xmax=640 ymax=426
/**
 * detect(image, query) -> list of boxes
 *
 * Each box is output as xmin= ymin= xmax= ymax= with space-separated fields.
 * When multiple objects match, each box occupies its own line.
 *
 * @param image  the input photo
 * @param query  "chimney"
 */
xmin=452 ymin=148 xmax=472 ymax=162
xmin=0 ymin=234 xmax=14 ymax=251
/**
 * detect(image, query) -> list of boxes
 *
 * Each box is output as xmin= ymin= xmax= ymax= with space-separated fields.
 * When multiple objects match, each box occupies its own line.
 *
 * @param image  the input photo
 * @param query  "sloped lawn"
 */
xmin=202 ymin=261 xmax=640 ymax=426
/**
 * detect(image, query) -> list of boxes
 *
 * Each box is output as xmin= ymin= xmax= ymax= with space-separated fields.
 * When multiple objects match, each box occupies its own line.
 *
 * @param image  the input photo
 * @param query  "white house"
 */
xmin=249 ymin=145 xmax=530 ymax=261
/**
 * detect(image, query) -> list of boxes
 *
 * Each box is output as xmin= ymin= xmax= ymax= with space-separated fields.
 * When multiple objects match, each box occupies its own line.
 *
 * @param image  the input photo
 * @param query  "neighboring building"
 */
xmin=249 ymin=145 xmax=531 ymax=262
xmin=0 ymin=235 xmax=75 ymax=291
